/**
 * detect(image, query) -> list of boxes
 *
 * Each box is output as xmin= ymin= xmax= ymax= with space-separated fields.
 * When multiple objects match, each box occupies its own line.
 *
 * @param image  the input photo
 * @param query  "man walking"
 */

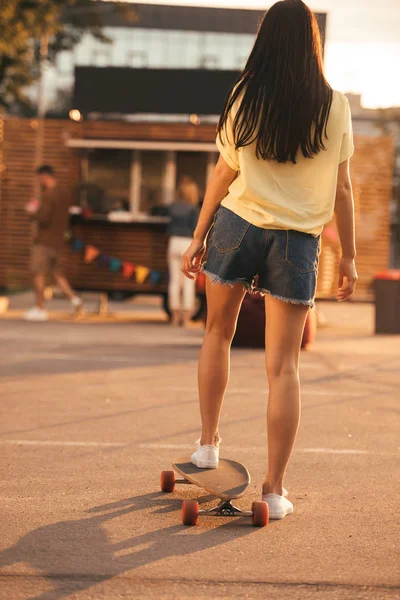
xmin=24 ymin=165 xmax=82 ymax=321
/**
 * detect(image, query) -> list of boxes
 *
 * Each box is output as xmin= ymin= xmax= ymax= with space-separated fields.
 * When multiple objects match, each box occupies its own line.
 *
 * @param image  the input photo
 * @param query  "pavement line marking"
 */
xmin=0 ymin=440 xmax=125 ymax=448
xmin=165 ymin=386 xmax=365 ymax=397
xmin=140 ymin=443 xmax=371 ymax=455
xmin=139 ymin=443 xmax=194 ymax=450
xmin=0 ymin=573 xmax=397 ymax=592
xmin=1 ymin=353 xmax=145 ymax=364
xmin=0 ymin=353 xmax=328 ymax=368
xmin=0 ymin=440 xmax=373 ymax=455
xmin=301 ymin=447 xmax=369 ymax=455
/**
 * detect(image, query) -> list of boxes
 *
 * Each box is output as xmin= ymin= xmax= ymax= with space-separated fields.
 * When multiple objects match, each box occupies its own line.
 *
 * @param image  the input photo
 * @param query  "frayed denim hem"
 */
xmin=202 ymin=269 xmax=252 ymax=292
xmin=203 ymin=269 xmax=314 ymax=309
xmin=256 ymin=287 xmax=315 ymax=309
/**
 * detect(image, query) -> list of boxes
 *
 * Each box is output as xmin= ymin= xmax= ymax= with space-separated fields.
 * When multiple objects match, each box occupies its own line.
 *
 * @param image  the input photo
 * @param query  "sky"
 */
xmin=120 ymin=0 xmax=400 ymax=108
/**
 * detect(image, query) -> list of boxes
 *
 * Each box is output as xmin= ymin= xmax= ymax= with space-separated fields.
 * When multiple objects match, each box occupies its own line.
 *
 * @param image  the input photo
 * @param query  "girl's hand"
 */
xmin=182 ymin=239 xmax=205 ymax=280
xmin=337 ymin=257 xmax=358 ymax=301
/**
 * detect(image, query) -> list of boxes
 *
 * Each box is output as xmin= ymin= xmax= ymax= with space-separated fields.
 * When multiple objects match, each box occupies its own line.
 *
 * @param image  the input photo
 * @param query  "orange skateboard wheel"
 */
xmin=160 ymin=470 xmax=176 ymax=493
xmin=182 ymin=500 xmax=199 ymax=526
xmin=252 ymin=501 xmax=269 ymax=527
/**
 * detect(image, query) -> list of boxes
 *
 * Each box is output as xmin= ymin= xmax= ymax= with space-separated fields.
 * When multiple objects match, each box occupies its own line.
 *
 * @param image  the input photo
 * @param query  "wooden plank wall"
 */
xmin=0 ymin=116 xmax=394 ymax=299
xmin=0 ymin=118 xmax=37 ymax=289
xmin=0 ymin=118 xmax=5 ymax=289
xmin=64 ymin=221 xmax=169 ymax=293
xmin=318 ymin=136 xmax=393 ymax=298
xmin=0 ymin=118 xmax=80 ymax=288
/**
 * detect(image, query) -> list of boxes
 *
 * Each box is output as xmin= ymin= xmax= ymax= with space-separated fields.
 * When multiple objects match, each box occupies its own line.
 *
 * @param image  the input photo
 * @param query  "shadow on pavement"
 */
xmin=1 ymin=398 xmax=198 ymax=437
xmin=0 ymin=491 xmax=257 ymax=600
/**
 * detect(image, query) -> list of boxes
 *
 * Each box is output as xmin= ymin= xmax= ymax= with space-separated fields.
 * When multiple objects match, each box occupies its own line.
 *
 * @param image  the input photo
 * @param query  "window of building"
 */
xmin=57 ymin=51 xmax=74 ymax=76
xmin=139 ymin=151 xmax=164 ymax=214
xmin=85 ymin=149 xmax=131 ymax=214
xmin=235 ymin=34 xmax=254 ymax=69
xmin=203 ymin=32 xmax=232 ymax=69
xmin=176 ymin=152 xmax=208 ymax=204
xmin=200 ymin=54 xmax=219 ymax=69
xmin=184 ymin=31 xmax=202 ymax=69
xmin=110 ymin=29 xmax=128 ymax=66
xmin=145 ymin=29 xmax=165 ymax=68
xmin=163 ymin=30 xmax=188 ymax=69
xmin=78 ymin=147 xmax=215 ymax=219
xmin=74 ymin=33 xmax=93 ymax=66
xmin=126 ymin=51 xmax=148 ymax=68
xmin=91 ymin=50 xmax=112 ymax=67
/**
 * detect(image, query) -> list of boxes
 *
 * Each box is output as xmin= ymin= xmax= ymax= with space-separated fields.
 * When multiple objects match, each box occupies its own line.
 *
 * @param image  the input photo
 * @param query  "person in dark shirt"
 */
xmin=167 ymin=176 xmax=199 ymax=326
xmin=24 ymin=165 xmax=82 ymax=321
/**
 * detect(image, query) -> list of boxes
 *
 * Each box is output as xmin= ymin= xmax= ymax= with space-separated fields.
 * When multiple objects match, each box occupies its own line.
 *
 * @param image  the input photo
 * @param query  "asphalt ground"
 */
xmin=0 ymin=298 xmax=399 ymax=600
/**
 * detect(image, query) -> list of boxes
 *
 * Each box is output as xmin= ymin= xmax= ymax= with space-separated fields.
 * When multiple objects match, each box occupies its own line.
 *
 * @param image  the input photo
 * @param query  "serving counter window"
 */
xmin=176 ymin=151 xmax=208 ymax=200
xmin=65 ymin=139 xmax=216 ymax=306
xmin=81 ymin=149 xmax=131 ymax=214
xmin=140 ymin=151 xmax=164 ymax=214
xmin=73 ymin=140 xmax=218 ymax=221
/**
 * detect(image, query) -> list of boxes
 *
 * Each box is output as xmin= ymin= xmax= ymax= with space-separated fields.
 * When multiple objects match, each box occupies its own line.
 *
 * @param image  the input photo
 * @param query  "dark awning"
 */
xmin=73 ymin=67 xmax=240 ymax=116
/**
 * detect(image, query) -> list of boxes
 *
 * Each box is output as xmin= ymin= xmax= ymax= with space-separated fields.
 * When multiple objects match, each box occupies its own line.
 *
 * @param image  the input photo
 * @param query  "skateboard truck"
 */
xmin=199 ymin=499 xmax=252 ymax=518
xmin=172 ymin=478 xmax=252 ymax=514
xmin=160 ymin=467 xmax=268 ymax=527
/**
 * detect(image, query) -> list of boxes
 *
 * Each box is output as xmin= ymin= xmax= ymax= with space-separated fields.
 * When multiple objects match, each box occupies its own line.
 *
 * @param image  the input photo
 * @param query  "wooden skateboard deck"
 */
xmin=172 ymin=456 xmax=250 ymax=500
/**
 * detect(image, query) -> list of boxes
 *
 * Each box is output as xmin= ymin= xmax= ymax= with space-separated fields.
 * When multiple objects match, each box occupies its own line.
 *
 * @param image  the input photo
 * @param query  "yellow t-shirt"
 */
xmin=216 ymin=90 xmax=354 ymax=236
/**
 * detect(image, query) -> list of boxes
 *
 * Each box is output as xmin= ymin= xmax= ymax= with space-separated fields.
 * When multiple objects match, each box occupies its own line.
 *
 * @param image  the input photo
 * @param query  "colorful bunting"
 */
xmin=123 ymin=262 xmax=135 ymax=279
xmin=69 ymin=238 xmax=164 ymax=285
xmin=149 ymin=270 xmax=162 ymax=286
xmin=84 ymin=245 xmax=100 ymax=264
xmin=97 ymin=254 xmax=110 ymax=268
xmin=72 ymin=239 xmax=85 ymax=252
xmin=135 ymin=265 xmax=150 ymax=284
xmin=109 ymin=258 xmax=122 ymax=273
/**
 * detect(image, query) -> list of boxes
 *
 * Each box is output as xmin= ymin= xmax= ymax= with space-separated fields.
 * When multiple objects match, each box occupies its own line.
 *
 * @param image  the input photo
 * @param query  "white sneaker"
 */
xmin=24 ymin=307 xmax=48 ymax=322
xmin=71 ymin=296 xmax=82 ymax=309
xmin=191 ymin=444 xmax=219 ymax=469
xmin=262 ymin=493 xmax=294 ymax=520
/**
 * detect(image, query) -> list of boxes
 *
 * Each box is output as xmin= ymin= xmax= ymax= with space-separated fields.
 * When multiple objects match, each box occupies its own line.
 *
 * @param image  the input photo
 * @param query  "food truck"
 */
xmin=0 ymin=115 xmax=393 ymax=306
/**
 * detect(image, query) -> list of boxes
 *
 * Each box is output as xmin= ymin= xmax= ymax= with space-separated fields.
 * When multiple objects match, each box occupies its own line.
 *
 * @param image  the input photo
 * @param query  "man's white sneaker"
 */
xmin=71 ymin=296 xmax=83 ymax=309
xmin=262 ymin=493 xmax=293 ymax=520
xmin=24 ymin=307 xmax=48 ymax=322
xmin=191 ymin=444 xmax=219 ymax=469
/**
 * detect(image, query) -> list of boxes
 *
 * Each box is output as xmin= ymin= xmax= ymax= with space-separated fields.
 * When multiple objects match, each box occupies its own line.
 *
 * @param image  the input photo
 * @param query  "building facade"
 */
xmin=48 ymin=2 xmax=326 ymax=118
xmin=0 ymin=3 xmax=396 ymax=296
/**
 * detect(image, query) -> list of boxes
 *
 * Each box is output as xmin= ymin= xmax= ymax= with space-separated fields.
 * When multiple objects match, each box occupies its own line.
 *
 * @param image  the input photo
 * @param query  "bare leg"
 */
xmin=171 ymin=310 xmax=181 ymax=326
xmin=53 ymin=271 xmax=75 ymax=301
xmin=182 ymin=310 xmax=192 ymax=328
xmin=198 ymin=279 xmax=245 ymax=445
xmin=263 ymin=296 xmax=309 ymax=495
xmin=34 ymin=273 xmax=46 ymax=309
xmin=168 ymin=244 xmax=183 ymax=325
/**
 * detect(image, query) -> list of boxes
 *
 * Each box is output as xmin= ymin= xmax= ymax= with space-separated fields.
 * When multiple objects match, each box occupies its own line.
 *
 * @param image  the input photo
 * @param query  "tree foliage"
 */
xmin=0 ymin=1 xmax=135 ymax=112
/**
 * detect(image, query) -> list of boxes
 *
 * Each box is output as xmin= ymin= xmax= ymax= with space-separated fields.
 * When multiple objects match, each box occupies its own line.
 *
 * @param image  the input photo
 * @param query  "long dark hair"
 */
xmin=217 ymin=0 xmax=333 ymax=164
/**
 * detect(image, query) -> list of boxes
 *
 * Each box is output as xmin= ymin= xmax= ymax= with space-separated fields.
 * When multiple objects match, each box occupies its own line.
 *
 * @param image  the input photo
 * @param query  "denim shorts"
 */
xmin=203 ymin=207 xmax=321 ymax=307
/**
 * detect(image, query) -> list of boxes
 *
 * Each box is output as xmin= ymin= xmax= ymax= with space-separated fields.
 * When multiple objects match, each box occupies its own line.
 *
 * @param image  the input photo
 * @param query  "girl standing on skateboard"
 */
xmin=182 ymin=0 xmax=357 ymax=519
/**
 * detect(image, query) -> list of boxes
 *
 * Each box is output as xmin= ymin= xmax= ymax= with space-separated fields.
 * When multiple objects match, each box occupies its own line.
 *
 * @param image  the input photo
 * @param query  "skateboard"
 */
xmin=160 ymin=456 xmax=269 ymax=527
